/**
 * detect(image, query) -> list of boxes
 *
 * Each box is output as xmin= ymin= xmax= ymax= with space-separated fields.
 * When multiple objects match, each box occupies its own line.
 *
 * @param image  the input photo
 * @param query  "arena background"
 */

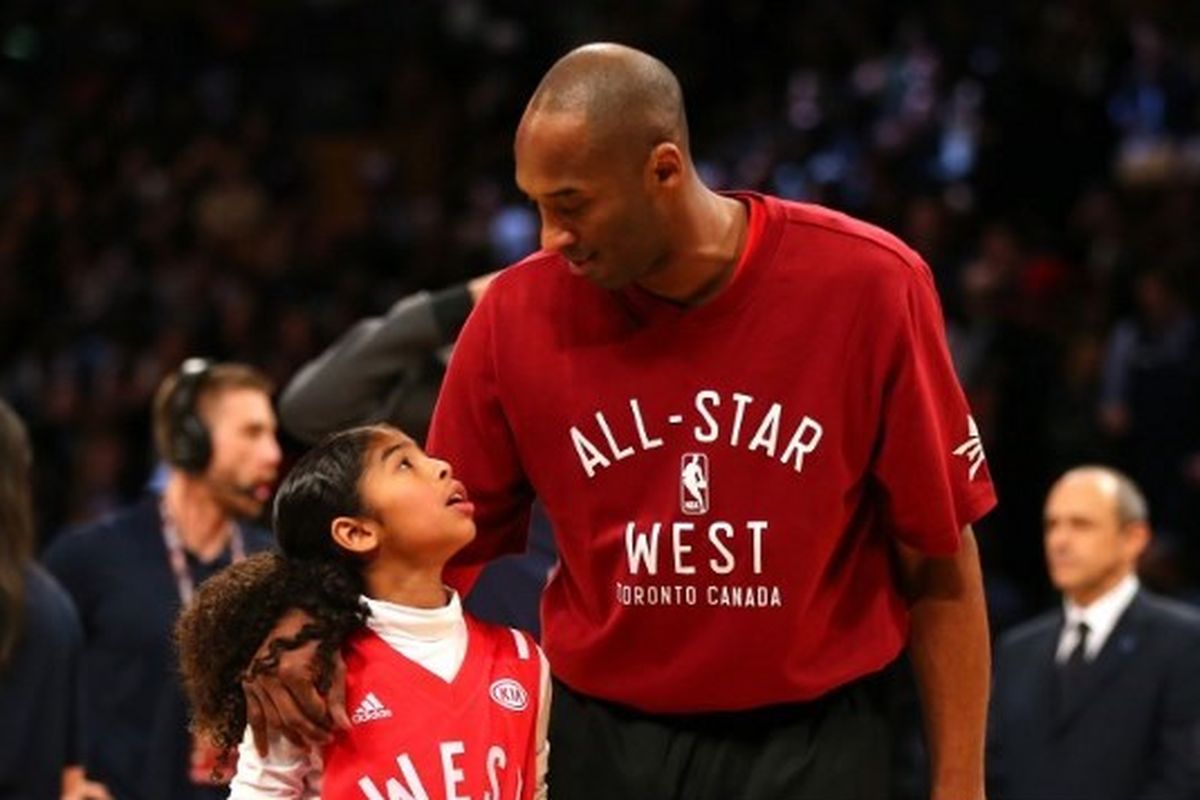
xmin=1 ymin=0 xmax=1198 ymax=793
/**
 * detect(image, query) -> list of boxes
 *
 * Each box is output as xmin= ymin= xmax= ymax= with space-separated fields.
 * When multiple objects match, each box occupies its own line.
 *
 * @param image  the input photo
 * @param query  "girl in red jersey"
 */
xmin=176 ymin=425 xmax=549 ymax=799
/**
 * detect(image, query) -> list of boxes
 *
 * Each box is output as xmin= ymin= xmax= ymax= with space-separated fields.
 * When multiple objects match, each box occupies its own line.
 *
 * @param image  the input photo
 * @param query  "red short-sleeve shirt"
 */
xmin=430 ymin=194 xmax=996 ymax=713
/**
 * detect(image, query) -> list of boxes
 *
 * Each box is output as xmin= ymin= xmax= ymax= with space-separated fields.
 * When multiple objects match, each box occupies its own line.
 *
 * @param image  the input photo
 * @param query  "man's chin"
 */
xmin=221 ymin=495 xmax=267 ymax=521
xmin=583 ymin=267 xmax=634 ymax=291
xmin=1048 ymin=574 xmax=1080 ymax=595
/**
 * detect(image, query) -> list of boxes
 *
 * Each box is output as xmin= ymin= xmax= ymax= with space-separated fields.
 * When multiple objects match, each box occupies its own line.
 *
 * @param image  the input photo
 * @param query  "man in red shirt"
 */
xmin=249 ymin=43 xmax=995 ymax=800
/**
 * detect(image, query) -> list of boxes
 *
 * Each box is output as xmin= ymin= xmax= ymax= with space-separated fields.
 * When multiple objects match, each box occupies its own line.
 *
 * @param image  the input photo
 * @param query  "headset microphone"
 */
xmin=167 ymin=358 xmax=215 ymax=474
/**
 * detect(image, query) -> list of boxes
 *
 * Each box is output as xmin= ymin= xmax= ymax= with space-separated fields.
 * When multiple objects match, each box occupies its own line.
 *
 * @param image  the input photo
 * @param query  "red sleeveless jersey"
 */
xmin=321 ymin=618 xmax=543 ymax=800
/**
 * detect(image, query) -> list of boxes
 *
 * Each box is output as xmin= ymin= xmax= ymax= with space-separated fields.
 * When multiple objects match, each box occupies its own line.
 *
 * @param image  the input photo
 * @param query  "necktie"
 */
xmin=1065 ymin=621 xmax=1090 ymax=672
xmin=1058 ymin=621 xmax=1090 ymax=709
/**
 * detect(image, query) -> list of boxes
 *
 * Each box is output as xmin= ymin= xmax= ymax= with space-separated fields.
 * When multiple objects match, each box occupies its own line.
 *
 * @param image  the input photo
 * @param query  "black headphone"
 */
xmin=166 ymin=358 xmax=214 ymax=474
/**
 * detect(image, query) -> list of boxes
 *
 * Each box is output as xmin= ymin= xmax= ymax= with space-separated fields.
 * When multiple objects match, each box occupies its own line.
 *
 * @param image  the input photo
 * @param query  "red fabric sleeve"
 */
xmin=871 ymin=262 xmax=997 ymax=556
xmin=427 ymin=287 xmax=534 ymax=595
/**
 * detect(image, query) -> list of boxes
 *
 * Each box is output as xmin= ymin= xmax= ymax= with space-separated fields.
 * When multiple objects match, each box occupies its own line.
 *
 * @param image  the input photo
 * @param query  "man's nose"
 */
xmin=540 ymin=218 xmax=577 ymax=253
xmin=263 ymin=436 xmax=282 ymax=468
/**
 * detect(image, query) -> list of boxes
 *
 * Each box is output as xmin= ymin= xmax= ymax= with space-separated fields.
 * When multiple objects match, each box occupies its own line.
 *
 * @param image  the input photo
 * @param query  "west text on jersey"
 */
xmin=624 ymin=520 xmax=769 ymax=576
xmin=617 ymin=519 xmax=783 ymax=608
xmin=355 ymin=741 xmax=520 ymax=800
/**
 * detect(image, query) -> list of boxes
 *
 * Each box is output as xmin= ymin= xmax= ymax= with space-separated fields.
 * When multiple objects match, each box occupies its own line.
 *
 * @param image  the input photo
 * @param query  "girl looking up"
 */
xmin=176 ymin=425 xmax=548 ymax=799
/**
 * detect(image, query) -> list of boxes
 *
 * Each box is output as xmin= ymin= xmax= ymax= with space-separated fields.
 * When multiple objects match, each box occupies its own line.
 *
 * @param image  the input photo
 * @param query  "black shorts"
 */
xmin=548 ymin=674 xmax=891 ymax=800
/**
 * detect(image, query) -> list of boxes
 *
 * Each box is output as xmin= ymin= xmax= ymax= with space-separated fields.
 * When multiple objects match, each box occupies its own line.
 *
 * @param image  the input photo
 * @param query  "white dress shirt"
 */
xmin=1055 ymin=573 xmax=1140 ymax=664
xmin=228 ymin=590 xmax=550 ymax=799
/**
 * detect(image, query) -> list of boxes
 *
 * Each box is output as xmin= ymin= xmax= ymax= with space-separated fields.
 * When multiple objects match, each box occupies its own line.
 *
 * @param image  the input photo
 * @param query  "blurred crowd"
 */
xmin=2 ymin=0 xmax=1199 ymax=623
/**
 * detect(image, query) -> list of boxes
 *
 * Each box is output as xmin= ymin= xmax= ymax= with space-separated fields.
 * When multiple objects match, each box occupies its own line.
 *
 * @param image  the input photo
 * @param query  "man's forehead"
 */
xmin=1047 ymin=472 xmax=1119 ymax=514
xmin=517 ymin=107 xmax=590 ymax=144
xmin=515 ymin=111 xmax=600 ymax=187
xmin=203 ymin=387 xmax=273 ymax=420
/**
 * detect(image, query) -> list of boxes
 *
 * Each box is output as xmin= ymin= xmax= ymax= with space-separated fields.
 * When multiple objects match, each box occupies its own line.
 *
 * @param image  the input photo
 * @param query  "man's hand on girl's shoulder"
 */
xmin=241 ymin=608 xmax=350 ymax=757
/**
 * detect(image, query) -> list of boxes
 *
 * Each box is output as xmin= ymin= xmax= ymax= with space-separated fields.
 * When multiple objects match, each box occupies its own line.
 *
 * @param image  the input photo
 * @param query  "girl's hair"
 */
xmin=0 ymin=400 xmax=34 ymax=670
xmin=271 ymin=425 xmax=384 ymax=564
xmin=176 ymin=425 xmax=388 ymax=749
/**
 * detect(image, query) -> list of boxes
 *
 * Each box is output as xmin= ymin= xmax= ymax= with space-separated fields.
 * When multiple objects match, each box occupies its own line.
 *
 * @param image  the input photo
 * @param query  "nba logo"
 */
xmin=680 ymin=453 xmax=709 ymax=515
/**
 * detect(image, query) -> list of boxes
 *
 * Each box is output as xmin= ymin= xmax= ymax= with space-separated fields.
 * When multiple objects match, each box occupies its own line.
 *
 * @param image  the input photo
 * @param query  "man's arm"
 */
xmin=1137 ymin=620 xmax=1200 ymax=798
xmin=895 ymin=525 xmax=990 ymax=800
xmin=279 ymin=276 xmax=496 ymax=443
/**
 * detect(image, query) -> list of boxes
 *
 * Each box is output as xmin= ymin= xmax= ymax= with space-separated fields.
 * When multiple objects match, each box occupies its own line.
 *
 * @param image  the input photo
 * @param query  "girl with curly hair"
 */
xmin=176 ymin=424 xmax=549 ymax=799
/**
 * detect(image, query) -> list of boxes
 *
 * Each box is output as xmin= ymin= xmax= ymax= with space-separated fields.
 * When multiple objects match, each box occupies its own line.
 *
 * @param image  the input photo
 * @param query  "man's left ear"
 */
xmin=331 ymin=515 xmax=381 ymax=556
xmin=648 ymin=142 xmax=684 ymax=187
xmin=1126 ymin=521 xmax=1151 ymax=559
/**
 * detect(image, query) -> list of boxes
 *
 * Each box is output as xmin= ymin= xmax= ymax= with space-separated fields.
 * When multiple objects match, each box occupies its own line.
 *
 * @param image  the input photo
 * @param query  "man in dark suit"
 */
xmin=988 ymin=466 xmax=1200 ymax=800
xmin=43 ymin=361 xmax=281 ymax=800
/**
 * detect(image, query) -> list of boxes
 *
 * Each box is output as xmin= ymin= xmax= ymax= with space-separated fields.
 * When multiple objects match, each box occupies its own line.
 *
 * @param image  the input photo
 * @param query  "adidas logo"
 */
xmin=351 ymin=692 xmax=393 ymax=724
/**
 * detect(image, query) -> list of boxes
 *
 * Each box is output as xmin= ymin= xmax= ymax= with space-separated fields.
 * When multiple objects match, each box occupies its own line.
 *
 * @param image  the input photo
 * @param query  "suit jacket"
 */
xmin=987 ymin=589 xmax=1200 ymax=800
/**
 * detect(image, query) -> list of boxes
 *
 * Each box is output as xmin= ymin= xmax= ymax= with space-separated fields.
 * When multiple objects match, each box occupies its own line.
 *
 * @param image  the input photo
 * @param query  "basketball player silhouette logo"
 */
xmin=680 ymin=453 xmax=709 ymax=515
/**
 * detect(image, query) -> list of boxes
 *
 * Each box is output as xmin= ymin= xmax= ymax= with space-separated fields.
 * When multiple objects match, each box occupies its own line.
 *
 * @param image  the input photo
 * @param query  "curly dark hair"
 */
xmin=175 ymin=425 xmax=390 ymax=749
xmin=175 ymin=553 xmax=366 ymax=749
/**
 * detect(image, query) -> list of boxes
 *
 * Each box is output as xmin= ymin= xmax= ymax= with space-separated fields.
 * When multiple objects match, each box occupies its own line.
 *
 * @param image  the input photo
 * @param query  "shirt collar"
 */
xmin=1063 ymin=573 xmax=1139 ymax=646
xmin=362 ymin=589 xmax=463 ymax=642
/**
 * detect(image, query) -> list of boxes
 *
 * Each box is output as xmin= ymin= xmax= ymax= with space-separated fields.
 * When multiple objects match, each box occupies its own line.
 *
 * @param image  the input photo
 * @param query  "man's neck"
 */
xmin=364 ymin=564 xmax=449 ymax=610
xmin=636 ymin=186 xmax=748 ymax=306
xmin=163 ymin=473 xmax=233 ymax=561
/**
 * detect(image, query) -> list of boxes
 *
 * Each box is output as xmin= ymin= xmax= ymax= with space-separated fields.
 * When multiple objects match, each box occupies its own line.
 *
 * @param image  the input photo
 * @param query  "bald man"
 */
xmin=249 ymin=44 xmax=996 ymax=799
xmin=987 ymin=467 xmax=1200 ymax=800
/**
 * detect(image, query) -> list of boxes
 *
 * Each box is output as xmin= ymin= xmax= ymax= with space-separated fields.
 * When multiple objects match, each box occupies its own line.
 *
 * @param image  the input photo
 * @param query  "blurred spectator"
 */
xmin=988 ymin=467 xmax=1200 ymax=800
xmin=1099 ymin=268 xmax=1200 ymax=540
xmin=42 ymin=362 xmax=279 ymax=799
xmin=1109 ymin=22 xmax=1200 ymax=186
xmin=0 ymin=398 xmax=105 ymax=799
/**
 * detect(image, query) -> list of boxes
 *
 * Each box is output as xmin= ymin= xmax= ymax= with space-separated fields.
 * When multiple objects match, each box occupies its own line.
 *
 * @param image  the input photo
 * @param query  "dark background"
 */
xmin=2 ymin=0 xmax=1198 ymax=655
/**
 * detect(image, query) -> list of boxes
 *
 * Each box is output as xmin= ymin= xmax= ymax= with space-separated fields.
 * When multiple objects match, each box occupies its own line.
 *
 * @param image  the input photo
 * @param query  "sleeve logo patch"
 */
xmin=952 ymin=415 xmax=986 ymax=481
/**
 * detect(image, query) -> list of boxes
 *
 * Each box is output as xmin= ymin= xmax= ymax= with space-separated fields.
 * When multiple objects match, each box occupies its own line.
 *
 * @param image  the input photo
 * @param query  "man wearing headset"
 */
xmin=43 ymin=360 xmax=280 ymax=800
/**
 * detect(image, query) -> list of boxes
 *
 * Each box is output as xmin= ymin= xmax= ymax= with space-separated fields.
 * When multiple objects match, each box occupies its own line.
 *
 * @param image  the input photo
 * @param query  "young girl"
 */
xmin=176 ymin=425 xmax=549 ymax=799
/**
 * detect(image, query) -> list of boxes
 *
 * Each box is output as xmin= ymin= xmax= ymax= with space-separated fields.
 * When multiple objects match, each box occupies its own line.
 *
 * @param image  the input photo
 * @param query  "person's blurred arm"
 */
xmin=279 ymin=274 xmax=497 ymax=444
xmin=60 ymin=766 xmax=112 ymax=800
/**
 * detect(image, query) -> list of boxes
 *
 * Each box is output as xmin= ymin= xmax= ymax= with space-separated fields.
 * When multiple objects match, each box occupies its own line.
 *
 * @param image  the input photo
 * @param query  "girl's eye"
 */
xmin=396 ymin=457 xmax=412 ymax=471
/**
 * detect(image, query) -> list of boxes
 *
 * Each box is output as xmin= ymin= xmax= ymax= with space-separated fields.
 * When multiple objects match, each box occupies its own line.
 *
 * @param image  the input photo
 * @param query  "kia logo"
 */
xmin=490 ymin=678 xmax=529 ymax=711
